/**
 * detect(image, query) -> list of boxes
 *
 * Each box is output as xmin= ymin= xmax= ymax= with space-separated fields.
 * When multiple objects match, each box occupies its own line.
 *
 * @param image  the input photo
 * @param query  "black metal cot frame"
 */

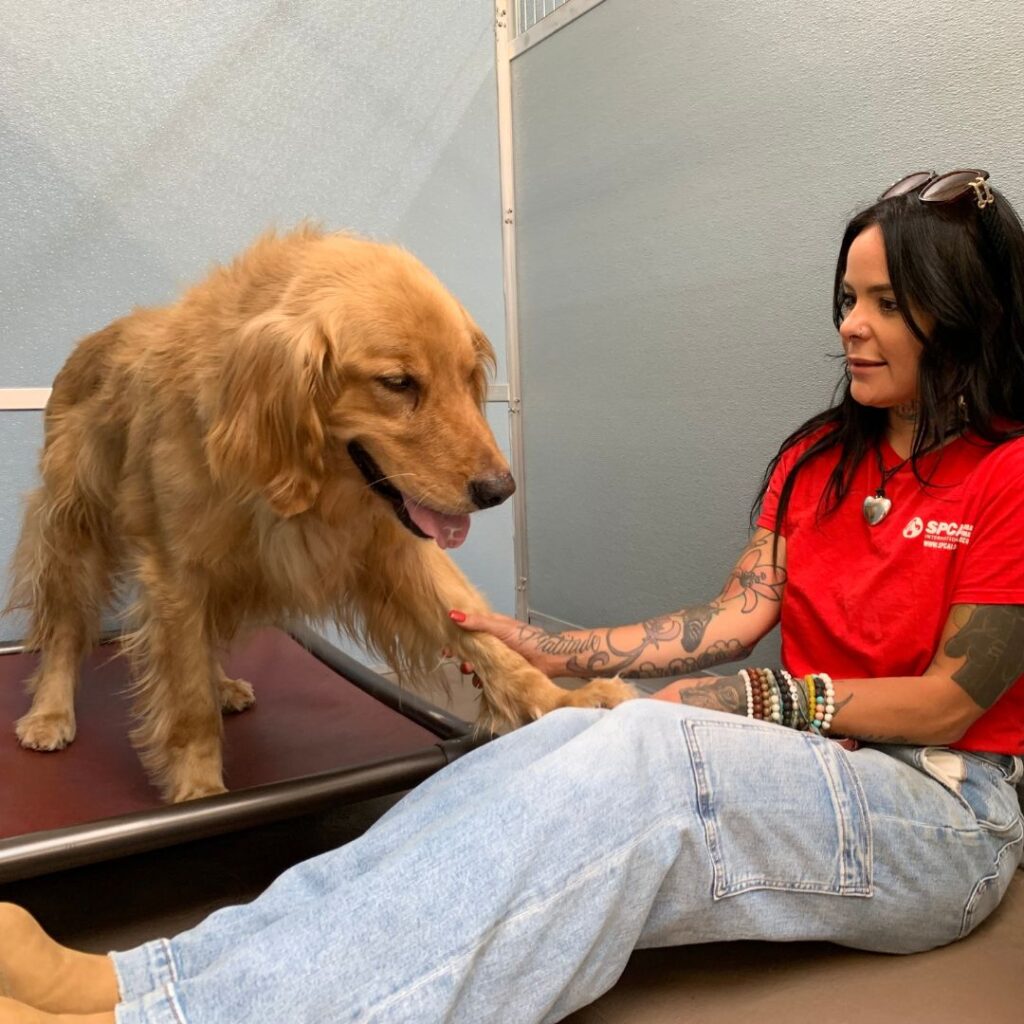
xmin=0 ymin=624 xmax=488 ymax=883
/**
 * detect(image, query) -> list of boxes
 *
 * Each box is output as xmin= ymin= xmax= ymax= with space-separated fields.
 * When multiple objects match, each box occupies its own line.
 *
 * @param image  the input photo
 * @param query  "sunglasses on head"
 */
xmin=879 ymin=169 xmax=994 ymax=208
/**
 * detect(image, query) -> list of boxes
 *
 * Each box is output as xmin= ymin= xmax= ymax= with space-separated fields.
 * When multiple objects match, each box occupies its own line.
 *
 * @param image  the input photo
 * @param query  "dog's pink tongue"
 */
xmin=403 ymin=499 xmax=471 ymax=550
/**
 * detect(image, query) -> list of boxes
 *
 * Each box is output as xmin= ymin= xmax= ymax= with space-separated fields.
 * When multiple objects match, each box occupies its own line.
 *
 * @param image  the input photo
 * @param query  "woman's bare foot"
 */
xmin=0 ymin=996 xmax=115 ymax=1023
xmin=0 ymin=906 xmax=118 ymax=1014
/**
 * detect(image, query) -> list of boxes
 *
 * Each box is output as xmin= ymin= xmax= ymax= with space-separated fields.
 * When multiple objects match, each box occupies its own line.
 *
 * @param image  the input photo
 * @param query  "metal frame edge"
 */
xmin=495 ymin=2 xmax=531 ymax=621
xmin=510 ymin=0 xmax=608 ymax=59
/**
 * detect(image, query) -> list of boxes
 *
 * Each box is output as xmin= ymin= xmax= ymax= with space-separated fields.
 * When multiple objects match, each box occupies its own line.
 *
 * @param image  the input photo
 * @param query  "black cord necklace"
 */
xmin=862 ymin=445 xmax=911 ymax=526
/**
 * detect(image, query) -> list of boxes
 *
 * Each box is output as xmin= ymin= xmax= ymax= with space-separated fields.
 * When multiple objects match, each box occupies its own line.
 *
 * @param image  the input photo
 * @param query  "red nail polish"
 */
xmin=449 ymin=610 xmax=466 ymax=623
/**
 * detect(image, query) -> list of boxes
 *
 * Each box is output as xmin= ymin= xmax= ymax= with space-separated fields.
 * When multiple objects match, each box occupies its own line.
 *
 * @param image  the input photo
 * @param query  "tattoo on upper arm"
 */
xmin=719 ymin=532 xmax=787 ymax=613
xmin=944 ymin=604 xmax=1024 ymax=709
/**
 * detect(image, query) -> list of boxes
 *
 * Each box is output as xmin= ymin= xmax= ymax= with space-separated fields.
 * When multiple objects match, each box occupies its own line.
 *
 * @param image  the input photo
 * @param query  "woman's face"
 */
xmin=838 ymin=224 xmax=930 ymax=414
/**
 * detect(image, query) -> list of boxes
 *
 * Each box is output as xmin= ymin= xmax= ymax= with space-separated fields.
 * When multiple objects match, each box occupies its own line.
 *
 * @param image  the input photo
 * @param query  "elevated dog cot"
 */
xmin=0 ymin=626 xmax=486 ymax=883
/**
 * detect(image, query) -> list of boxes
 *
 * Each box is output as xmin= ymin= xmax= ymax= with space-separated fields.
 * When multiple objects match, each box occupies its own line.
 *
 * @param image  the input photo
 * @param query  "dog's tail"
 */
xmin=4 ymin=327 xmax=127 ymax=652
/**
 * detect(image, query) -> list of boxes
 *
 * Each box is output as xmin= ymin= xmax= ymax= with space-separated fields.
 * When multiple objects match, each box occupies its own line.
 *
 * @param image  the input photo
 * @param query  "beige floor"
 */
xmin=3 ymin=670 xmax=1022 ymax=1022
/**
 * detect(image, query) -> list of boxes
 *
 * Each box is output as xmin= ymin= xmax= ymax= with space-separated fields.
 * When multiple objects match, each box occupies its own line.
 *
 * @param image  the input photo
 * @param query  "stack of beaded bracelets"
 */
xmin=739 ymin=668 xmax=834 ymax=734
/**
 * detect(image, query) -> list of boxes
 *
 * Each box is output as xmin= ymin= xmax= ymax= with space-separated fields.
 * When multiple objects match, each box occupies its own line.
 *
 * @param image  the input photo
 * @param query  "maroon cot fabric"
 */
xmin=0 ymin=629 xmax=438 ymax=839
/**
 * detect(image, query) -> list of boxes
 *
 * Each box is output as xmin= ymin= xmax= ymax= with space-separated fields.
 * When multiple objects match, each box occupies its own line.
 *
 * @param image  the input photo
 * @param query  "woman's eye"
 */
xmin=378 ymin=375 xmax=417 ymax=392
xmin=838 ymin=294 xmax=855 ymax=318
xmin=879 ymin=297 xmax=900 ymax=314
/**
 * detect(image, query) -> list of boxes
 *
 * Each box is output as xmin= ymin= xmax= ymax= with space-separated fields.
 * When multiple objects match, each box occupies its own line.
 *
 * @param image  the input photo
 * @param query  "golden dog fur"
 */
xmin=6 ymin=227 xmax=634 ymax=802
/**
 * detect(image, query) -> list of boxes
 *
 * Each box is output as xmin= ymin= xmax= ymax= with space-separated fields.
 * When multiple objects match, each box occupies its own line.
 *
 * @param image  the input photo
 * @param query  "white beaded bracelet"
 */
xmin=739 ymin=669 xmax=754 ymax=718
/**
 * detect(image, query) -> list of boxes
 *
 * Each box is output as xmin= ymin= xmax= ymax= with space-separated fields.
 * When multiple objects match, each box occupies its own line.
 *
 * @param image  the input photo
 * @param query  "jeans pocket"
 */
xmin=907 ymin=748 xmax=1024 ymax=937
xmin=682 ymin=719 xmax=872 ymax=899
xmin=917 ymin=748 xmax=1022 ymax=834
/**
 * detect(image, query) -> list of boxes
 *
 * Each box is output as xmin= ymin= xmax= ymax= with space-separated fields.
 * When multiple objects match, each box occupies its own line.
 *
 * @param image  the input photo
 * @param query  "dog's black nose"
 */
xmin=469 ymin=472 xmax=516 ymax=509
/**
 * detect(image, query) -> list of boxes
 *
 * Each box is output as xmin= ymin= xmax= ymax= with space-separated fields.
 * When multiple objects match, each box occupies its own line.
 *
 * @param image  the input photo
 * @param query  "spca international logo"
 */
xmin=902 ymin=517 xmax=924 ymax=539
xmin=903 ymin=516 xmax=973 ymax=550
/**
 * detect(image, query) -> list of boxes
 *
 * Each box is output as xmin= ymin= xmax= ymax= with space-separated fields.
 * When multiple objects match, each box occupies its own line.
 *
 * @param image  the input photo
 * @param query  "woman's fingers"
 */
xmin=448 ymin=608 xmax=514 ymax=635
xmin=449 ymin=608 xmax=534 ymax=689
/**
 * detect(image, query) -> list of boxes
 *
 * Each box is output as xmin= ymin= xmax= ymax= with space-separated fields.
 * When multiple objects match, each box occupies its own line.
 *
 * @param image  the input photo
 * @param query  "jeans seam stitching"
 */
xmin=159 ymin=981 xmax=189 ymax=1024
xmin=872 ymin=812 xmax=981 ymax=834
xmin=810 ymin=740 xmax=856 ymax=891
xmin=959 ymin=819 xmax=1024 ymax=938
xmin=161 ymin=938 xmax=180 ymax=984
xmin=830 ymin=741 xmax=874 ymax=891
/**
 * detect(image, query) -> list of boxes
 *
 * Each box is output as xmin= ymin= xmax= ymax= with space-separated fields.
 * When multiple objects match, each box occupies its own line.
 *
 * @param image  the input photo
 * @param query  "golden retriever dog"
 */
xmin=6 ymin=227 xmax=635 ymax=802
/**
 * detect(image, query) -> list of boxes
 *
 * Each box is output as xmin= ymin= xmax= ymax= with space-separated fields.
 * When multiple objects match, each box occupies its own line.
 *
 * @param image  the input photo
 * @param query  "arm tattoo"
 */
xmin=850 ymin=732 xmax=913 ymax=745
xmin=719 ymin=533 xmax=787 ymax=613
xmin=676 ymin=674 xmax=748 ymax=715
xmin=515 ymin=612 xmax=752 ymax=680
xmin=567 ymin=610 xmax=751 ymax=680
xmin=944 ymin=604 xmax=1024 ymax=709
xmin=616 ymin=639 xmax=754 ymax=680
xmin=514 ymin=530 xmax=780 ymax=680
xmin=523 ymin=627 xmax=601 ymax=659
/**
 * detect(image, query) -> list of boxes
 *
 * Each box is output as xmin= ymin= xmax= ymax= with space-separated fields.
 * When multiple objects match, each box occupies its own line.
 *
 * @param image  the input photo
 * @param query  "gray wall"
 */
xmin=0 ymin=1 xmax=515 ymax=646
xmin=512 ymin=0 xmax=1024 ymax=659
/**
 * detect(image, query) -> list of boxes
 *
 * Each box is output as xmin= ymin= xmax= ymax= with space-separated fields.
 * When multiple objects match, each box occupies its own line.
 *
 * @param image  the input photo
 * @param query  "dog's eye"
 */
xmin=377 ymin=375 xmax=418 ymax=393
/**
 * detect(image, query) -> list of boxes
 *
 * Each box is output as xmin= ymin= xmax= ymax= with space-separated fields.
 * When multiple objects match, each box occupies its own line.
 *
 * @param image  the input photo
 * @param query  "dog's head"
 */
xmin=204 ymin=233 xmax=514 ymax=549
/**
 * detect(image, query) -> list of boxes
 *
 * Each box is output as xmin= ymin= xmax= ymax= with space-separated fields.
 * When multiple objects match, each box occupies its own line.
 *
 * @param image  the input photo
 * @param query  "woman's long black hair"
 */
xmin=752 ymin=182 xmax=1024 ymax=535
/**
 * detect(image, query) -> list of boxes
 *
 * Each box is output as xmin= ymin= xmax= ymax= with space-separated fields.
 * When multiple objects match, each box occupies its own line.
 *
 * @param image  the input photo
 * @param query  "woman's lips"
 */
xmin=848 ymin=359 xmax=886 ymax=373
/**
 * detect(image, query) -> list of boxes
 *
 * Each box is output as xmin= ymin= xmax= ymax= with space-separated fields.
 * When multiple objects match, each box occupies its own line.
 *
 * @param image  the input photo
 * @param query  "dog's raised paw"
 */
xmin=15 ymin=711 xmax=76 ymax=751
xmin=218 ymin=675 xmax=256 ymax=713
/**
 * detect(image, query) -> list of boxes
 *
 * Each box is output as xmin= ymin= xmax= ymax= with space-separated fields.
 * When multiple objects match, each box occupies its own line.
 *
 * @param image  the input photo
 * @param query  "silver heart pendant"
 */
xmin=862 ymin=494 xmax=892 ymax=526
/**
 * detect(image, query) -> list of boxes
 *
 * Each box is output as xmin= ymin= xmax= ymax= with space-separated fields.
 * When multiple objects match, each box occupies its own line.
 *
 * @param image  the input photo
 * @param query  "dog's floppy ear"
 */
xmin=205 ymin=311 xmax=334 ymax=517
xmin=461 ymin=309 xmax=496 ymax=407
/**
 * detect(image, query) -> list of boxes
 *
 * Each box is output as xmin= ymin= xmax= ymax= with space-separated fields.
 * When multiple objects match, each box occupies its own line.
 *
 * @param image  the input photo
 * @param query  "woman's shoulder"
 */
xmin=960 ymin=427 xmax=1024 ymax=493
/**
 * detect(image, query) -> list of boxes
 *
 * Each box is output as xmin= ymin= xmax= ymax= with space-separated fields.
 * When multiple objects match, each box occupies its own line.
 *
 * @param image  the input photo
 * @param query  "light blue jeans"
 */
xmin=111 ymin=701 xmax=1024 ymax=1024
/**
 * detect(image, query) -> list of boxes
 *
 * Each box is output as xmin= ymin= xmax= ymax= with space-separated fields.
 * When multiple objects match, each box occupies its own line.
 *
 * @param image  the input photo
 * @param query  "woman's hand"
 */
xmin=446 ymin=609 xmax=560 ymax=684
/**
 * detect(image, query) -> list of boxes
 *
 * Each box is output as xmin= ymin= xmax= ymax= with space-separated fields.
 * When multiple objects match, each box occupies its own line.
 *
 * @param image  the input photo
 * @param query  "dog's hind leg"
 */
xmin=8 ymin=487 xmax=111 ymax=751
xmin=125 ymin=553 xmax=228 ymax=803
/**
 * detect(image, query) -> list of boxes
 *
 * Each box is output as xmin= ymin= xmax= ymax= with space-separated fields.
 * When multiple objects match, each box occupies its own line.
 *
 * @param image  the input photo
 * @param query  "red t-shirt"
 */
xmin=757 ymin=430 xmax=1024 ymax=755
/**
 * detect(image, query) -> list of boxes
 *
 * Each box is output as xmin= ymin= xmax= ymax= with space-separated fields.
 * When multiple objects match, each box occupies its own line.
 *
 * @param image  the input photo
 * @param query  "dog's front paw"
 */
xmin=218 ymin=674 xmax=256 ymax=713
xmin=15 ymin=711 xmax=77 ymax=751
xmin=559 ymin=676 xmax=638 ymax=711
